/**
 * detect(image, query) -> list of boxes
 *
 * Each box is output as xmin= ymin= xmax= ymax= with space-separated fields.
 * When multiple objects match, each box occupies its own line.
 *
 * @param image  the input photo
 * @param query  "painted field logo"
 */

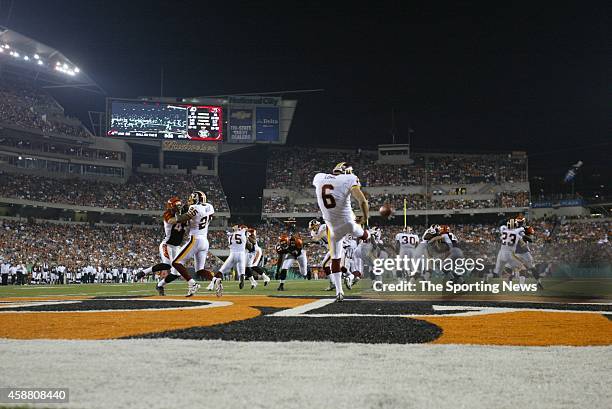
xmin=0 ymin=296 xmax=610 ymax=346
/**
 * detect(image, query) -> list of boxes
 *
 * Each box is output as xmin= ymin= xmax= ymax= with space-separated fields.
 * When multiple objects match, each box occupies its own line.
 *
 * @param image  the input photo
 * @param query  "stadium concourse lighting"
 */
xmin=34 ymin=54 xmax=40 ymax=59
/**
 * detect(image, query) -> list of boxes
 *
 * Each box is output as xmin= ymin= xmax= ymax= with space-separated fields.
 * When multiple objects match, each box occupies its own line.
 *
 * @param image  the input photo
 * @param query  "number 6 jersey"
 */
xmin=312 ymin=172 xmax=360 ymax=226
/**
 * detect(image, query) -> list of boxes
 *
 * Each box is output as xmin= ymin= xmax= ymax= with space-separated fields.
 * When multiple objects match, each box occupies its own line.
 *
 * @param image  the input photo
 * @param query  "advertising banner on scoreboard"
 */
xmin=229 ymin=108 xmax=255 ymax=143
xmin=255 ymin=107 xmax=280 ymax=142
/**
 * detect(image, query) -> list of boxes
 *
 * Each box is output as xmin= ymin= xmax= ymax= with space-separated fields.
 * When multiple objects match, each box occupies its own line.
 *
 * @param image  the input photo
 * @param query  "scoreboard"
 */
xmin=107 ymin=100 xmax=222 ymax=141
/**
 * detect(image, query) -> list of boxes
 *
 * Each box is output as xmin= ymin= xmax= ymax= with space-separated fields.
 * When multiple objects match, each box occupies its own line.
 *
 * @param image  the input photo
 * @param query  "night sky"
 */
xmin=3 ymin=0 xmax=609 ymax=198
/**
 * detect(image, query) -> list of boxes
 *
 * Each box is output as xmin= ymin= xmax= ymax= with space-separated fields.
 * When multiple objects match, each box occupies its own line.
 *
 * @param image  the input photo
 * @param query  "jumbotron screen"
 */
xmin=107 ymin=100 xmax=222 ymax=141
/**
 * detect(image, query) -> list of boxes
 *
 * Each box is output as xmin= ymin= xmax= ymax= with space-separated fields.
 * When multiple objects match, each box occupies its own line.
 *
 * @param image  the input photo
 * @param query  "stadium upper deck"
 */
xmin=263 ymin=147 xmax=530 ymax=217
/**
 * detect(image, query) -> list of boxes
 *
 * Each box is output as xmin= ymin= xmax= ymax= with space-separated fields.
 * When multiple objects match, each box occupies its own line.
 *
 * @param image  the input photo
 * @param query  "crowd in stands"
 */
xmin=1 ymin=217 xmax=608 ymax=285
xmin=0 ymin=78 xmax=90 ymax=139
xmin=498 ymin=191 xmax=530 ymax=208
xmin=0 ymin=171 xmax=230 ymax=212
xmin=265 ymin=148 xmax=527 ymax=189
xmin=0 ymin=135 xmax=126 ymax=162
xmin=262 ymin=192 xmax=529 ymax=214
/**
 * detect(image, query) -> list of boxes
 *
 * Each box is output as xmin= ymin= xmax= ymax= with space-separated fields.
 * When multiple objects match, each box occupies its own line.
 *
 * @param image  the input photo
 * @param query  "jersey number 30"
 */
xmin=321 ymin=184 xmax=336 ymax=209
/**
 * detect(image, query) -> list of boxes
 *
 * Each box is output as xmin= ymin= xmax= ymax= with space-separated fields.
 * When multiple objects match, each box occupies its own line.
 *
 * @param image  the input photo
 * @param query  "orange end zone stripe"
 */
xmin=422 ymin=311 xmax=612 ymax=346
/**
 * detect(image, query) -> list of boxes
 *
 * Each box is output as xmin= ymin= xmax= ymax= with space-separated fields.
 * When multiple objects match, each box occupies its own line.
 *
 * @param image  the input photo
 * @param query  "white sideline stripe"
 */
xmin=0 ymin=301 xmax=80 ymax=309
xmin=270 ymin=299 xmax=336 ymax=316
xmin=268 ymin=304 xmax=612 ymax=318
xmin=0 ymin=299 xmax=233 ymax=314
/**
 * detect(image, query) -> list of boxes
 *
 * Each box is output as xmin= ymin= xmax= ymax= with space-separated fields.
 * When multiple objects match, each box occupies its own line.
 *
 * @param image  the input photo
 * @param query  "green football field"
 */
xmin=1 ymin=277 xmax=611 ymax=300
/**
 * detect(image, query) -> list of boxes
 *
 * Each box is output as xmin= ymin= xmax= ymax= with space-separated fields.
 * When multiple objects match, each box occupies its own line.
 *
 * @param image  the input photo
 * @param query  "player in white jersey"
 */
xmin=395 ymin=227 xmax=419 ymax=278
xmin=412 ymin=224 xmax=441 ymax=280
xmin=244 ymin=228 xmax=270 ymax=289
xmin=312 ymin=162 xmax=369 ymax=302
xmin=171 ymin=191 xmax=219 ymax=297
xmin=307 ymin=219 xmax=335 ymax=289
xmin=218 ymin=225 xmax=248 ymax=288
xmin=493 ymin=218 xmax=526 ymax=281
xmin=341 ymin=235 xmax=362 ymax=289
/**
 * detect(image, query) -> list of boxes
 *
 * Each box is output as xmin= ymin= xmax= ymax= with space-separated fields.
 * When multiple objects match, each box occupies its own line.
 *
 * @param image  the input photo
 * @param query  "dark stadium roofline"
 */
xmin=0 ymin=25 xmax=104 ymax=94
xmin=199 ymin=89 xmax=325 ymax=98
xmin=272 ymin=145 xmax=527 ymax=157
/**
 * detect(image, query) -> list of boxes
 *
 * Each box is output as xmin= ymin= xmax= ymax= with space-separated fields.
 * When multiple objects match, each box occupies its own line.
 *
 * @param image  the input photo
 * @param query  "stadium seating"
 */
xmin=0 ymin=171 xmax=230 ymax=212
xmin=262 ymin=192 xmax=530 ymax=214
xmin=0 ymin=78 xmax=91 ymax=139
xmin=265 ymin=148 xmax=527 ymax=189
xmin=1 ymin=218 xmax=608 ymax=282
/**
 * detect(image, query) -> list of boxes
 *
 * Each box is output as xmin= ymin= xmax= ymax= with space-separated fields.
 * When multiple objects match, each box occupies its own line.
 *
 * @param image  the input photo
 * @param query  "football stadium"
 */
xmin=0 ymin=2 xmax=610 ymax=409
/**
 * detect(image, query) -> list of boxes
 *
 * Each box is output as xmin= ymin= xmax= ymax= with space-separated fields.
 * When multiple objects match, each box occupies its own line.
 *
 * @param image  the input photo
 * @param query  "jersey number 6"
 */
xmin=321 ymin=184 xmax=336 ymax=209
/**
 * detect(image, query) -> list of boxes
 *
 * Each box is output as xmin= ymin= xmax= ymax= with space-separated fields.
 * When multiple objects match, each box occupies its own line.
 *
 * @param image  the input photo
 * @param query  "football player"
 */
xmin=492 ymin=218 xmax=527 ymax=283
xmin=307 ymin=219 xmax=334 ymax=290
xmin=395 ymin=226 xmax=419 ymax=278
xmin=412 ymin=224 xmax=441 ymax=281
xmin=218 ymin=225 xmax=248 ymax=289
xmin=312 ymin=162 xmax=369 ymax=302
xmin=138 ymin=197 xmax=186 ymax=295
xmin=171 ymin=191 xmax=221 ymax=297
xmin=245 ymin=228 xmax=270 ymax=289
xmin=341 ymin=235 xmax=362 ymax=289
xmin=513 ymin=217 xmax=543 ymax=289
xmin=275 ymin=233 xmax=308 ymax=291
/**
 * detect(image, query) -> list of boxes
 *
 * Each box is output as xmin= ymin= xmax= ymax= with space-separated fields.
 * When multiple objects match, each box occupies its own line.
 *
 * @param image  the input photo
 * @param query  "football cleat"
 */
xmin=156 ymin=285 xmax=165 ymax=296
xmin=277 ymin=282 xmax=285 ymax=291
xmin=345 ymin=276 xmax=353 ymax=290
xmin=251 ymin=281 xmax=257 ymax=290
xmin=215 ymin=280 xmax=223 ymax=297
xmin=263 ymin=275 xmax=270 ymax=286
xmin=186 ymin=282 xmax=200 ymax=297
xmin=335 ymin=293 xmax=345 ymax=303
xmin=239 ymin=275 xmax=245 ymax=289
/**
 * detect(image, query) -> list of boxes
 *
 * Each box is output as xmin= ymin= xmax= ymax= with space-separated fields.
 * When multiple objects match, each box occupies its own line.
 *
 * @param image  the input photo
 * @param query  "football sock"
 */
xmin=249 ymin=276 xmax=257 ymax=286
xmin=188 ymin=278 xmax=196 ymax=286
xmin=143 ymin=267 xmax=153 ymax=275
xmin=331 ymin=272 xmax=343 ymax=295
xmin=157 ymin=279 xmax=165 ymax=288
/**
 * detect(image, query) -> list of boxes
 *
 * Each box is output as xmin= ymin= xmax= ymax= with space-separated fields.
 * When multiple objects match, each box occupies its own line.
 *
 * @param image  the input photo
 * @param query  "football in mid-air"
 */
xmin=379 ymin=204 xmax=393 ymax=218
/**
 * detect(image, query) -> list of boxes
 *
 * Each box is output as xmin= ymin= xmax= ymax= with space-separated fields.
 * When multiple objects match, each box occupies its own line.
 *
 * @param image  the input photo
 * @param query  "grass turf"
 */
xmin=0 ymin=277 xmax=610 ymax=300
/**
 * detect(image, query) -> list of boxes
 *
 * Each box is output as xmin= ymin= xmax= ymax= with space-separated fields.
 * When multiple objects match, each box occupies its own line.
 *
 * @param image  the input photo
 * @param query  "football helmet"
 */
xmin=165 ymin=196 xmax=182 ymax=212
xmin=332 ymin=162 xmax=353 ymax=175
xmin=440 ymin=225 xmax=450 ymax=234
xmin=188 ymin=191 xmax=207 ymax=205
xmin=515 ymin=215 xmax=526 ymax=227
xmin=308 ymin=219 xmax=321 ymax=232
xmin=506 ymin=218 xmax=516 ymax=229
xmin=279 ymin=234 xmax=289 ymax=244
xmin=403 ymin=226 xmax=413 ymax=233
